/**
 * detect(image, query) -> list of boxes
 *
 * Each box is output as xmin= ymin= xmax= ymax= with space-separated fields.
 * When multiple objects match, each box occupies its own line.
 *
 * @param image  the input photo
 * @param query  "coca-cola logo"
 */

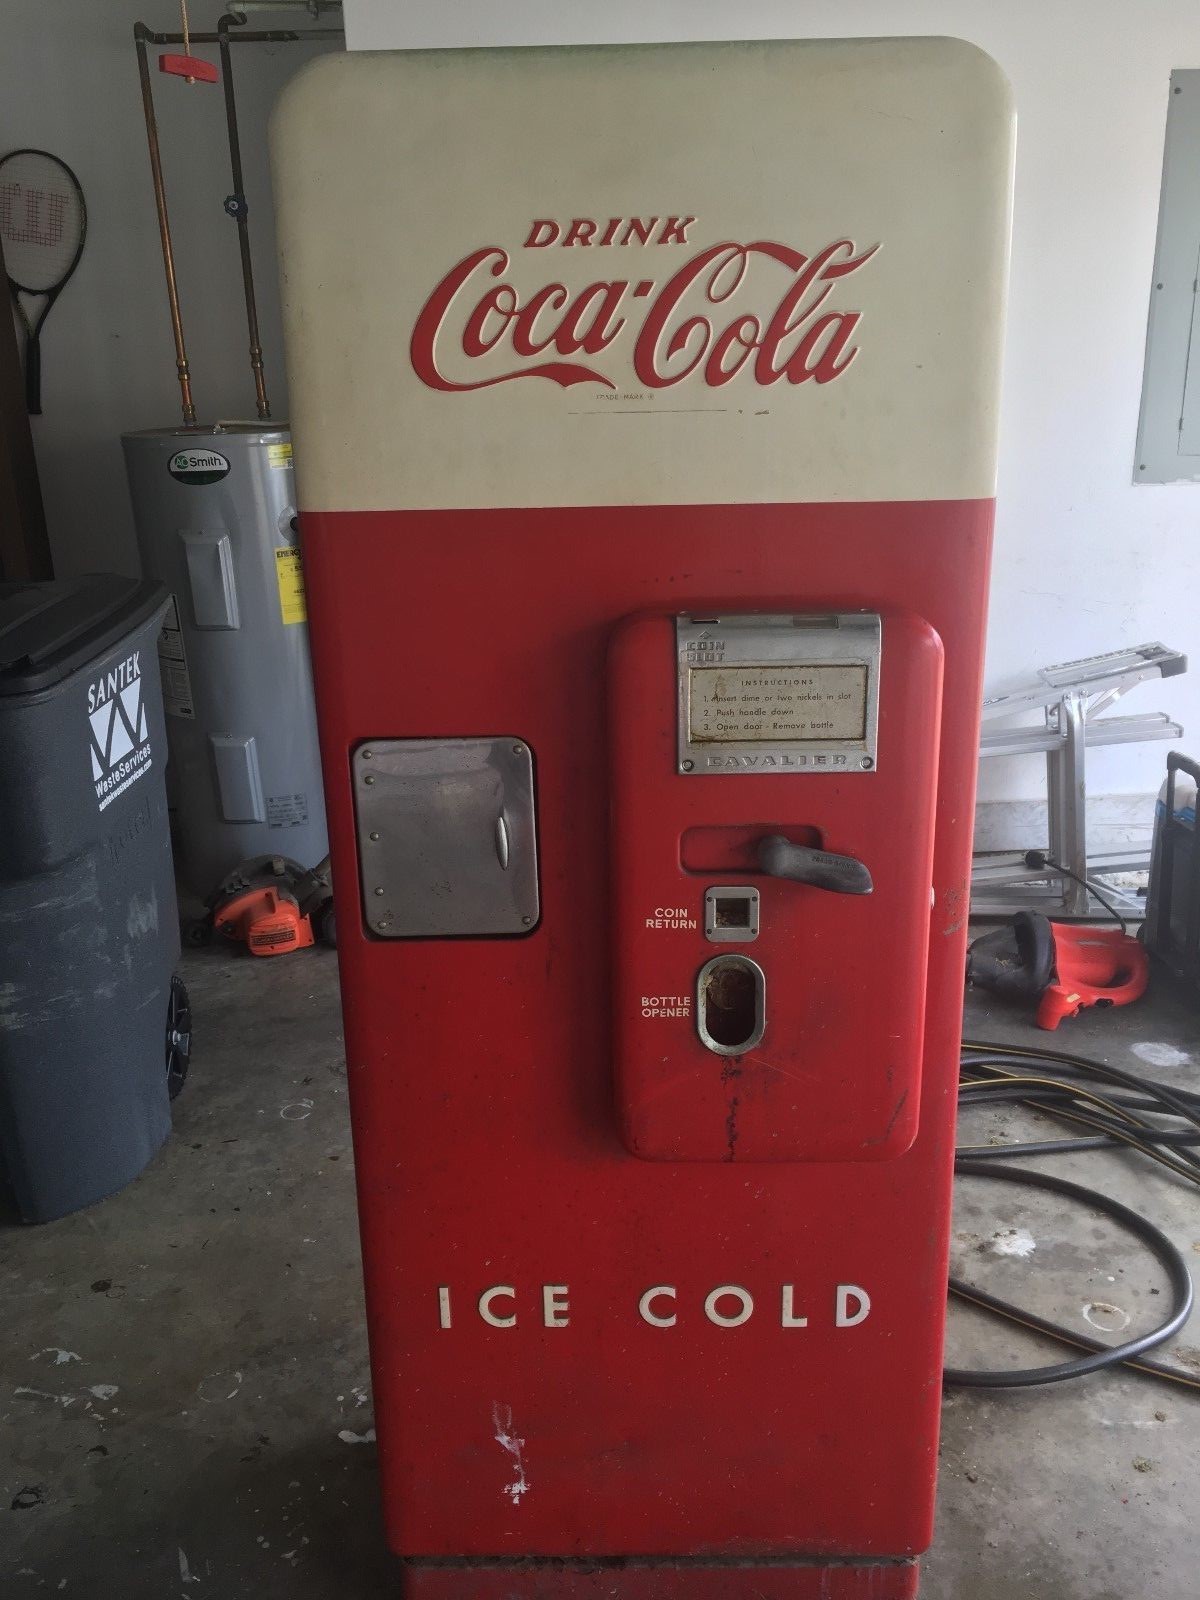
xmin=410 ymin=216 xmax=879 ymax=394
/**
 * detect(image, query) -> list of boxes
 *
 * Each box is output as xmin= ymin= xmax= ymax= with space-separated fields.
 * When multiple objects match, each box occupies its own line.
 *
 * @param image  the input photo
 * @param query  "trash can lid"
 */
xmin=0 ymin=574 xmax=167 ymax=697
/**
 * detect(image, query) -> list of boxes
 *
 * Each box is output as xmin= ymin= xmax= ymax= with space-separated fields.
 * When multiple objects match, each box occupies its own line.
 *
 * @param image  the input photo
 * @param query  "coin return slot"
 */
xmin=704 ymin=885 xmax=760 ymax=943
xmin=696 ymin=954 xmax=766 ymax=1056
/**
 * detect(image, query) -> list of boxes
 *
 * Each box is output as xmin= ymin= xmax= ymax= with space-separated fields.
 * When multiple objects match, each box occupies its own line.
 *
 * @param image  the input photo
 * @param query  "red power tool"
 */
xmin=204 ymin=855 xmax=335 ymax=958
xmin=967 ymin=911 xmax=1149 ymax=1029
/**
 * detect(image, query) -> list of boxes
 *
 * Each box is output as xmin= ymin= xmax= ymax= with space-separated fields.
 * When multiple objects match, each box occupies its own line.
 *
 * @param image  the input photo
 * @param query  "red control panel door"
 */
xmin=611 ymin=609 xmax=943 ymax=1162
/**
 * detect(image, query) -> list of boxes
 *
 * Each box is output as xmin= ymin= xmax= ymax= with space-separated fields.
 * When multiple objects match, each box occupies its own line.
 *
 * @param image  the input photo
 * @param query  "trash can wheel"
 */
xmin=166 ymin=975 xmax=192 ymax=1101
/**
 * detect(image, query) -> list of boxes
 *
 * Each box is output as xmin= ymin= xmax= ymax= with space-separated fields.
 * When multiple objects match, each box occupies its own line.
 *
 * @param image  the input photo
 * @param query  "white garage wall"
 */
xmin=6 ymin=1 xmax=1199 ymax=829
xmin=2 ymin=0 xmax=336 ymax=576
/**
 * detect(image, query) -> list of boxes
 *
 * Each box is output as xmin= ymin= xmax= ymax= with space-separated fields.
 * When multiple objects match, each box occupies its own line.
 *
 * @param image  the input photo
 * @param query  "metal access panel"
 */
xmin=1135 ymin=70 xmax=1200 ymax=483
xmin=353 ymin=738 xmax=539 ymax=937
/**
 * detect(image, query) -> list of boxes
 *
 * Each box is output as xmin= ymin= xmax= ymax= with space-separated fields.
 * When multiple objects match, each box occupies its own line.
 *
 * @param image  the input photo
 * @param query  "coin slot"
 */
xmin=696 ymin=954 xmax=766 ymax=1056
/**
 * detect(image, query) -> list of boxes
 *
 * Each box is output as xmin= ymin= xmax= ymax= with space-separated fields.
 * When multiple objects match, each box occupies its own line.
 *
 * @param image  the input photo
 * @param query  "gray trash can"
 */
xmin=0 ymin=574 xmax=186 ymax=1222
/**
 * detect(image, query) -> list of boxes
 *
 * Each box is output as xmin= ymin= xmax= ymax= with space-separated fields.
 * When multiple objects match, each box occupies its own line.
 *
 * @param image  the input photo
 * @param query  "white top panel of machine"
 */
xmin=272 ymin=38 xmax=1013 ymax=512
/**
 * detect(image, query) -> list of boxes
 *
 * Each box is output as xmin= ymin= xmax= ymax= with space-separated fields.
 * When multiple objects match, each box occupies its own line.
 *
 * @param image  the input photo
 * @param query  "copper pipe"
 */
xmin=219 ymin=15 xmax=270 ymax=418
xmin=133 ymin=17 xmax=342 ymax=424
xmin=135 ymin=24 xmax=196 ymax=426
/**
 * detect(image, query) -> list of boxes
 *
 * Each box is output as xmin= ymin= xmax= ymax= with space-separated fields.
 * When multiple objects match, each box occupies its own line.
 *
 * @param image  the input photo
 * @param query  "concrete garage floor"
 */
xmin=2 ymin=940 xmax=1198 ymax=1598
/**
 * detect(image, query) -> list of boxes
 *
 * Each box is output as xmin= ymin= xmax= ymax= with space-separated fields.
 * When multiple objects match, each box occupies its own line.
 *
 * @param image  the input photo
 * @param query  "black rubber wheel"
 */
xmin=317 ymin=901 xmax=337 ymax=949
xmin=166 ymin=974 xmax=192 ymax=1101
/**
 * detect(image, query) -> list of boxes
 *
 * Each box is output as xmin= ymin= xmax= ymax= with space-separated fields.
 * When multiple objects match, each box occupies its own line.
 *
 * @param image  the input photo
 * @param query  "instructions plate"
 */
xmin=689 ymin=664 xmax=868 ymax=743
xmin=676 ymin=613 xmax=881 ymax=774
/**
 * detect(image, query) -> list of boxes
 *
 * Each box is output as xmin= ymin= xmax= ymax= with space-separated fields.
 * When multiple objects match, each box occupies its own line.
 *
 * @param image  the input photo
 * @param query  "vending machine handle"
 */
xmin=757 ymin=835 xmax=874 ymax=896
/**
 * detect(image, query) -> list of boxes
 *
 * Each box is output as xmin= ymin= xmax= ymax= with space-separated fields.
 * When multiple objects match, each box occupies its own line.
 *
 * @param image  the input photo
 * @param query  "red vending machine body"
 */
xmin=272 ymin=38 xmax=1013 ymax=1598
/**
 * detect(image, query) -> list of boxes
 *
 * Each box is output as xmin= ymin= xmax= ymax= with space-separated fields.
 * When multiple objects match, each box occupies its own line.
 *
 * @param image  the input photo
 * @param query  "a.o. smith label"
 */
xmin=87 ymin=651 xmax=153 ymax=812
xmin=168 ymin=448 xmax=230 ymax=486
xmin=689 ymin=663 xmax=868 ymax=743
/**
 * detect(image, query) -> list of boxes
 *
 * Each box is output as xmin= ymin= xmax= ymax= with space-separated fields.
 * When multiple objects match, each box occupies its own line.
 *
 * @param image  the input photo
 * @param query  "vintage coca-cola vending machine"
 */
xmin=272 ymin=36 xmax=1013 ymax=1597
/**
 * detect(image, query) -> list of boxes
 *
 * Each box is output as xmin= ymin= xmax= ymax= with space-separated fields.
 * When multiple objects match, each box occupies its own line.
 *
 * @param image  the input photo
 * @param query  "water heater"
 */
xmin=123 ymin=423 xmax=327 ymax=893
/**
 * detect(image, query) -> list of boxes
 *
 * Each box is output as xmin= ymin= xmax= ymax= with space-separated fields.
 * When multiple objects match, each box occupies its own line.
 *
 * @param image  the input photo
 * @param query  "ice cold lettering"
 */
xmin=436 ymin=1282 xmax=872 ymax=1329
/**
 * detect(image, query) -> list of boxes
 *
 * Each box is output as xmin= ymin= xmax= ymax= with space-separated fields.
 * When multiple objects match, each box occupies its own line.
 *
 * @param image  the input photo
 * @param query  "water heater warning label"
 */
xmin=274 ymin=547 xmax=308 ymax=625
xmin=157 ymin=596 xmax=195 ymax=720
xmin=688 ymin=664 xmax=868 ymax=743
xmin=267 ymin=792 xmax=309 ymax=828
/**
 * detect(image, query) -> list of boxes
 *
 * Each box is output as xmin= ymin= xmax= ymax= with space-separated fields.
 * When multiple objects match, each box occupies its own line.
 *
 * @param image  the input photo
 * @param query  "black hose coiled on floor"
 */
xmin=947 ymin=1040 xmax=1199 ymax=1391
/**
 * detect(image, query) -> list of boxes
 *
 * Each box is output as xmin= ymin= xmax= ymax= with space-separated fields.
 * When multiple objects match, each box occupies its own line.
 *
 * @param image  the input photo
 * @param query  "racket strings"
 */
xmin=0 ymin=153 xmax=85 ymax=291
xmin=1 ymin=183 xmax=67 ymax=248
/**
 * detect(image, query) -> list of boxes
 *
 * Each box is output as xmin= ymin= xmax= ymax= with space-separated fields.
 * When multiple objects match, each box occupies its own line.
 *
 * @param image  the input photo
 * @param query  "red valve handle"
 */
xmin=158 ymin=53 xmax=219 ymax=84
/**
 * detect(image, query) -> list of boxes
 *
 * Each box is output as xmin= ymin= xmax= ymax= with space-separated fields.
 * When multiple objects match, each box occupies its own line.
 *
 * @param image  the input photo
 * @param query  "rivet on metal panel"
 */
xmin=860 ymin=756 xmax=874 ymax=770
xmin=681 ymin=760 xmax=694 ymax=771
xmin=374 ymin=887 xmax=385 ymax=897
xmin=364 ymin=774 xmax=376 ymax=785
xmin=362 ymin=749 xmax=373 ymax=759
xmin=369 ymin=831 xmax=380 ymax=841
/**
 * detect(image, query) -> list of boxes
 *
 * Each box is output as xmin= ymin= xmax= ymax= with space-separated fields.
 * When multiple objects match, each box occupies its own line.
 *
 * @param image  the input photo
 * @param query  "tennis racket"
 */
xmin=0 ymin=149 xmax=87 ymax=415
